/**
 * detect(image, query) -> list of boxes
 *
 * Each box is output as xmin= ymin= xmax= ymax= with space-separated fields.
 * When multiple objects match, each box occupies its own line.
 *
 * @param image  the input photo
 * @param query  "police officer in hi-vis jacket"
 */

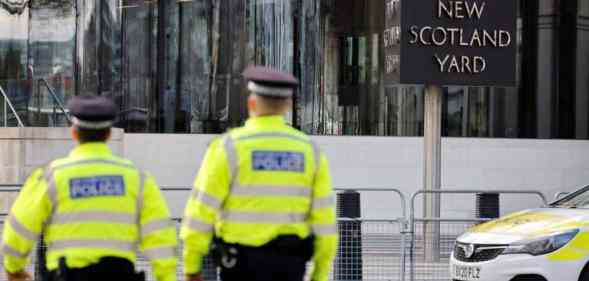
xmin=181 ymin=65 xmax=338 ymax=281
xmin=1 ymin=95 xmax=178 ymax=281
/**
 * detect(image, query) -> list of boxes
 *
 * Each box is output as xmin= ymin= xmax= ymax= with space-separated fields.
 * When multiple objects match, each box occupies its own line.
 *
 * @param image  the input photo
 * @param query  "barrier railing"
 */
xmin=333 ymin=188 xmax=408 ymax=281
xmin=1 ymin=186 xmax=553 ymax=281
xmin=554 ymin=191 xmax=570 ymax=201
xmin=0 ymin=85 xmax=25 ymax=127
xmin=38 ymin=78 xmax=71 ymax=126
xmin=158 ymin=187 xmax=409 ymax=281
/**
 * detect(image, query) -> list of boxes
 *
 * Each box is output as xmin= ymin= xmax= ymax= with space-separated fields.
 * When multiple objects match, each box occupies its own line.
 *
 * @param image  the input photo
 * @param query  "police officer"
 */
xmin=1 ymin=95 xmax=178 ymax=281
xmin=181 ymin=66 xmax=338 ymax=281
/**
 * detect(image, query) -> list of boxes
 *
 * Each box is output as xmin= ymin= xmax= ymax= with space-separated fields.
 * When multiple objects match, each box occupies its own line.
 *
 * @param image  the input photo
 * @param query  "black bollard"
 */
xmin=335 ymin=190 xmax=362 ymax=281
xmin=476 ymin=193 xmax=500 ymax=220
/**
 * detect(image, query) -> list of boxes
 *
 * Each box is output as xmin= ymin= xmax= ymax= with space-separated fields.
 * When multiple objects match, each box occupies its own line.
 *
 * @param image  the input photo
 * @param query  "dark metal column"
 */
xmin=155 ymin=0 xmax=168 ymax=132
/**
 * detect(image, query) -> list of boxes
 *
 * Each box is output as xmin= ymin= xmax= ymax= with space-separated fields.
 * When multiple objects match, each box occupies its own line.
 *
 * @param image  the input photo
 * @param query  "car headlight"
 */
xmin=502 ymin=229 xmax=579 ymax=256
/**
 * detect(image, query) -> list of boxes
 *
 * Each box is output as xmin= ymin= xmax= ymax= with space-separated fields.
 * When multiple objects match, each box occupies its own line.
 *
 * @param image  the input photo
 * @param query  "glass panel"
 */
xmin=248 ymin=0 xmax=293 ymax=71
xmin=246 ymin=0 xmax=294 ymax=125
xmin=489 ymin=87 xmax=519 ymax=138
xmin=209 ymin=0 xmax=247 ymax=130
xmin=76 ymin=0 xmax=98 ymax=96
xmin=294 ymin=0 xmax=320 ymax=132
xmin=0 ymin=5 xmax=29 ymax=126
xmin=581 ymin=0 xmax=589 ymax=16
xmin=120 ymin=0 xmax=215 ymax=133
xmin=160 ymin=1 xmax=180 ymax=133
xmin=98 ymin=0 xmax=122 ymax=98
xmin=119 ymin=1 xmax=156 ymax=132
xmin=179 ymin=1 xmax=211 ymax=133
xmin=29 ymin=0 xmax=75 ymax=127
xmin=466 ymin=87 xmax=489 ymax=138
xmin=307 ymin=0 xmax=425 ymax=136
xmin=443 ymin=87 xmax=465 ymax=137
xmin=576 ymin=0 xmax=589 ymax=139
xmin=76 ymin=0 xmax=121 ymax=98
xmin=0 ymin=0 xmax=586 ymax=138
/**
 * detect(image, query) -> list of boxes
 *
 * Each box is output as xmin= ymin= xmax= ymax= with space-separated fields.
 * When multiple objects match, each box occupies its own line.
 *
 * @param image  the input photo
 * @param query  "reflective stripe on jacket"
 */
xmin=1 ymin=143 xmax=177 ymax=281
xmin=181 ymin=115 xmax=338 ymax=281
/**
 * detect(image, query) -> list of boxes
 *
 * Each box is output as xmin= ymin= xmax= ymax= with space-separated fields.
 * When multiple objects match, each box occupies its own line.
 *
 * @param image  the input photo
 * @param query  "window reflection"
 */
xmin=0 ymin=6 xmax=29 ymax=126
xmin=310 ymin=0 xmax=424 ymax=136
xmin=30 ymin=0 xmax=75 ymax=127
xmin=119 ymin=1 xmax=156 ymax=132
xmin=0 ymin=0 xmax=588 ymax=139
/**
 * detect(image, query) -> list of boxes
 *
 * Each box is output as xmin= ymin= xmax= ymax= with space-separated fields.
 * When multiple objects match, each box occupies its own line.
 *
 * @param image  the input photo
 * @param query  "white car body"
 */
xmin=450 ymin=207 xmax=589 ymax=281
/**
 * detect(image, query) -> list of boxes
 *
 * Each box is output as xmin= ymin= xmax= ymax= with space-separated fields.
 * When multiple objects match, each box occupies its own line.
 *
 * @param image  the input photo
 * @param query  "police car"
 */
xmin=451 ymin=186 xmax=589 ymax=281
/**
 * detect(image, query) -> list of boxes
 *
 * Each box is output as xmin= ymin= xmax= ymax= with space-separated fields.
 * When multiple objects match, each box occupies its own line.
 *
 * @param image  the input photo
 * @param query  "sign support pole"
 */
xmin=423 ymin=85 xmax=442 ymax=262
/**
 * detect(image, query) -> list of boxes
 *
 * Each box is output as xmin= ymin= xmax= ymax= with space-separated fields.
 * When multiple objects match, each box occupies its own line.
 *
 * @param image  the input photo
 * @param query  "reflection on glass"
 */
xmin=77 ymin=0 xmax=98 ymax=96
xmin=246 ymin=0 xmax=294 ymax=125
xmin=0 ymin=6 xmax=29 ymax=126
xmin=306 ymin=0 xmax=425 ymax=136
xmin=120 ymin=1 xmax=155 ymax=132
xmin=0 ymin=0 xmax=588 ymax=139
xmin=180 ymin=1 xmax=211 ymax=133
xmin=29 ymin=0 xmax=75 ymax=127
xmin=0 ymin=0 xmax=28 ymax=15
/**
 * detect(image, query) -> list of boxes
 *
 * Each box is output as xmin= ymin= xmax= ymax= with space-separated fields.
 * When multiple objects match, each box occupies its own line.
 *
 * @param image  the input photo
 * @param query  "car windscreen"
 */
xmin=551 ymin=185 xmax=589 ymax=208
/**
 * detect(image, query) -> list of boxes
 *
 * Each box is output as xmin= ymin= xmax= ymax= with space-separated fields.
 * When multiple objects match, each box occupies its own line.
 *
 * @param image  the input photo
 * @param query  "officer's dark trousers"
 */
xmin=47 ymin=257 xmax=141 ymax=281
xmin=217 ymin=236 xmax=312 ymax=281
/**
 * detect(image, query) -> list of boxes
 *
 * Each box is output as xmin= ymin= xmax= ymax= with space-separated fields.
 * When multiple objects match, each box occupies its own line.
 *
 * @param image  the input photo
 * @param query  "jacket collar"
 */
xmin=245 ymin=115 xmax=286 ymax=128
xmin=69 ymin=142 xmax=113 ymax=157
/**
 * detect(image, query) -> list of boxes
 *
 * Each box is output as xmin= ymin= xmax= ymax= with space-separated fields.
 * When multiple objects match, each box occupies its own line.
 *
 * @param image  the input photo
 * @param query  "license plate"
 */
xmin=452 ymin=265 xmax=481 ymax=281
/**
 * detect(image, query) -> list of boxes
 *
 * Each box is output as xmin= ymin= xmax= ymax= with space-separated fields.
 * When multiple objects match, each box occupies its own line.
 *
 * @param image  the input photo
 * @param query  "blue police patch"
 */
xmin=69 ymin=176 xmax=125 ymax=199
xmin=252 ymin=151 xmax=305 ymax=172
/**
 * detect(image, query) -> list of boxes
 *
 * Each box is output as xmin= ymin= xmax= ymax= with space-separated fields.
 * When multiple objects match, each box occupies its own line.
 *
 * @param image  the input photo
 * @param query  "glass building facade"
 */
xmin=0 ymin=0 xmax=588 ymax=138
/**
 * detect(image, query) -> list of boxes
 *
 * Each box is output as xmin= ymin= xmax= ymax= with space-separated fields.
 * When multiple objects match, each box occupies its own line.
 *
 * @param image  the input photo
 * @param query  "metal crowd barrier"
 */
xmin=408 ymin=189 xmax=548 ymax=281
xmin=154 ymin=187 xmax=409 ymax=281
xmin=1 ymin=185 xmax=552 ymax=281
xmin=554 ymin=191 xmax=570 ymax=201
xmin=332 ymin=188 xmax=408 ymax=281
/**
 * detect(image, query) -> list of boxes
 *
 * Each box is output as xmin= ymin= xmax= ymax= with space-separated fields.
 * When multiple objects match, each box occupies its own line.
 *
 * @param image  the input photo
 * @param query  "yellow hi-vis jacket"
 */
xmin=181 ymin=115 xmax=338 ymax=281
xmin=0 ymin=143 xmax=178 ymax=281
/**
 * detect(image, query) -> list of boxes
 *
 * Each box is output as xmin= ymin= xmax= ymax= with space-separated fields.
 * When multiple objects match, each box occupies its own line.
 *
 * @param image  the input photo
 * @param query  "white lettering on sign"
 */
xmin=438 ymin=0 xmax=486 ymax=20
xmin=70 ymin=176 xmax=125 ymax=199
xmin=435 ymin=54 xmax=486 ymax=73
xmin=409 ymin=26 xmax=511 ymax=48
xmin=405 ymin=0 xmax=513 ymax=74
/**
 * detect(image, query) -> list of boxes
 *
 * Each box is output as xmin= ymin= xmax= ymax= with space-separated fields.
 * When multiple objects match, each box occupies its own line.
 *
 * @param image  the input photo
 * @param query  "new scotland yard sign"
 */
xmin=384 ymin=0 xmax=517 ymax=86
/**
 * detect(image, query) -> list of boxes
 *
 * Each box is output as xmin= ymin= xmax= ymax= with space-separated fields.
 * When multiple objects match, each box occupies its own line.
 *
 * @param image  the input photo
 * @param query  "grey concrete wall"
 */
xmin=2 ymin=131 xmax=588 ymax=219
xmin=124 ymin=134 xmax=589 ymax=219
xmin=0 ymin=128 xmax=124 ymax=213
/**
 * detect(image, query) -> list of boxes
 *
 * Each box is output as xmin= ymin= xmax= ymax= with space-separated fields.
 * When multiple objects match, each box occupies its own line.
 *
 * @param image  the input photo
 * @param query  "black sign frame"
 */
xmin=386 ymin=0 xmax=517 ymax=87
